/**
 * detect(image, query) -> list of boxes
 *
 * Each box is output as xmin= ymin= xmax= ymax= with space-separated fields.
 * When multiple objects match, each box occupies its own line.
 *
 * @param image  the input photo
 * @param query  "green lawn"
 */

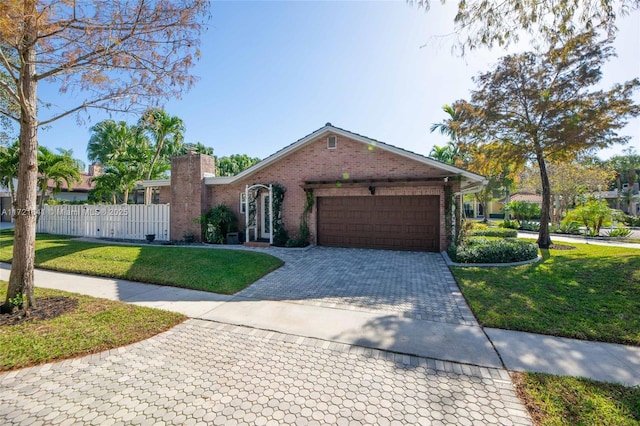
xmin=0 ymin=281 xmax=185 ymax=371
xmin=453 ymin=242 xmax=640 ymax=345
xmin=0 ymin=232 xmax=283 ymax=294
xmin=514 ymin=372 xmax=640 ymax=425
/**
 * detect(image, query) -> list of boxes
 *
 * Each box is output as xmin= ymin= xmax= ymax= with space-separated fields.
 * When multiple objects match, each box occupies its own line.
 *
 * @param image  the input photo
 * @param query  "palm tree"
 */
xmin=37 ymin=147 xmax=82 ymax=218
xmin=430 ymin=104 xmax=464 ymax=140
xmin=87 ymin=120 xmax=151 ymax=204
xmin=428 ymin=143 xmax=459 ymax=165
xmin=0 ymin=141 xmax=19 ymax=207
xmin=87 ymin=120 xmax=141 ymax=165
xmin=139 ymin=109 xmax=185 ymax=203
xmin=429 ymin=104 xmax=469 ymax=167
xmin=619 ymin=189 xmax=639 ymax=216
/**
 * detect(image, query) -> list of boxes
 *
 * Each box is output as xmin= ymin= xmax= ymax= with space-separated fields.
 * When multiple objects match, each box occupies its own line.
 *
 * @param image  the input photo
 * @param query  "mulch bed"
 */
xmin=0 ymin=296 xmax=78 ymax=326
xmin=549 ymin=244 xmax=576 ymax=250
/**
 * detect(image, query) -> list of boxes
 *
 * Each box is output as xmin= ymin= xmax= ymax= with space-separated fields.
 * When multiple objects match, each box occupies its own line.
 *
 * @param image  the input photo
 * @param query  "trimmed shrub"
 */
xmin=621 ymin=215 xmax=640 ymax=227
xmin=607 ymin=227 xmax=632 ymax=238
xmin=468 ymin=228 xmax=518 ymax=238
xmin=499 ymin=219 xmax=519 ymax=229
xmin=470 ymin=222 xmax=489 ymax=230
xmin=449 ymin=239 xmax=538 ymax=264
xmin=552 ymin=221 xmax=581 ymax=235
xmin=519 ymin=221 xmax=540 ymax=232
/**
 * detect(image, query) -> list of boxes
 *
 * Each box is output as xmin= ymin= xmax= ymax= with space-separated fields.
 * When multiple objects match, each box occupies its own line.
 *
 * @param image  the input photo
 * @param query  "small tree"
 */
xmin=505 ymin=201 xmax=541 ymax=223
xmin=36 ymin=147 xmax=82 ymax=217
xmin=458 ymin=31 xmax=640 ymax=248
xmin=564 ymin=199 xmax=613 ymax=236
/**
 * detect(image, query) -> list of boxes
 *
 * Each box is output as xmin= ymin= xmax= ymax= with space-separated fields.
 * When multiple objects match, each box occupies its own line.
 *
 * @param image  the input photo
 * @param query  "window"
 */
xmin=240 ymin=192 xmax=246 ymax=214
xmin=327 ymin=135 xmax=337 ymax=149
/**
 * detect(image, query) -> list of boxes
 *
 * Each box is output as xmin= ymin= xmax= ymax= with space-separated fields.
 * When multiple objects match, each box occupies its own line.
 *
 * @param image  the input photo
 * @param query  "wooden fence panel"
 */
xmin=36 ymin=204 xmax=171 ymax=241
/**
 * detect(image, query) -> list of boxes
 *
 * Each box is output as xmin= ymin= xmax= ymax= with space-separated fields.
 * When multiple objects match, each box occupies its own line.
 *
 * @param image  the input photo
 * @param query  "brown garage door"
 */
xmin=317 ymin=196 xmax=440 ymax=251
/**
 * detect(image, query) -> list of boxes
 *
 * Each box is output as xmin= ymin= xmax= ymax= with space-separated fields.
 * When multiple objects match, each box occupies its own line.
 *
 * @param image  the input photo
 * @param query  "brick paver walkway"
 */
xmin=0 ymin=320 xmax=532 ymax=426
xmin=238 ymin=247 xmax=477 ymax=325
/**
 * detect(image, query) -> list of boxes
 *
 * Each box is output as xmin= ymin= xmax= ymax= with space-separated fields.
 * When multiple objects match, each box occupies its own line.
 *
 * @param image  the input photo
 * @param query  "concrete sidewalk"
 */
xmin=517 ymin=231 xmax=640 ymax=249
xmin=2 ymin=263 xmax=639 ymax=386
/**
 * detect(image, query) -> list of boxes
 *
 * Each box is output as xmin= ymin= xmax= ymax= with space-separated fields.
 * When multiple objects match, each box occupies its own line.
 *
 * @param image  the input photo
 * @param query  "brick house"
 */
xmin=142 ymin=124 xmax=486 ymax=251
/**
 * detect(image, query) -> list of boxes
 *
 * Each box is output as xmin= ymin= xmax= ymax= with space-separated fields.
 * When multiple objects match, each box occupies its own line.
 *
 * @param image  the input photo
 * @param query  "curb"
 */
xmin=441 ymin=251 xmax=542 ymax=268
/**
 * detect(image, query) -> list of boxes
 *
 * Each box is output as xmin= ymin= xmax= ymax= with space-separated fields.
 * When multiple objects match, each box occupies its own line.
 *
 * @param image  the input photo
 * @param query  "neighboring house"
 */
xmin=464 ymin=192 xmax=542 ymax=220
xmin=596 ymin=183 xmax=639 ymax=216
xmin=46 ymin=163 xmax=101 ymax=203
xmin=142 ymin=123 xmax=486 ymax=251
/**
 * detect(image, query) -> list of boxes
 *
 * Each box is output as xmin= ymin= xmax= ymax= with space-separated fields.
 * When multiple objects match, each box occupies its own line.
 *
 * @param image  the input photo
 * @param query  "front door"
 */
xmin=260 ymin=193 xmax=271 ymax=239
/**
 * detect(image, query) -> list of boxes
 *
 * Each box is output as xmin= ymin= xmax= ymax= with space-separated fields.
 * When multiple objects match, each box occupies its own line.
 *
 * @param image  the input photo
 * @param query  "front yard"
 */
xmin=514 ymin=372 xmax=640 ymax=425
xmin=453 ymin=242 xmax=640 ymax=345
xmin=0 ymin=281 xmax=185 ymax=371
xmin=0 ymin=231 xmax=283 ymax=294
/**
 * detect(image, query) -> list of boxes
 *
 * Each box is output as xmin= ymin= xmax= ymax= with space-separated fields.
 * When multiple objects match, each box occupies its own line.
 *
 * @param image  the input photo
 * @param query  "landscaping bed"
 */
xmin=0 ymin=232 xmax=283 ymax=294
xmin=453 ymin=242 xmax=640 ymax=345
xmin=0 ymin=281 xmax=185 ymax=371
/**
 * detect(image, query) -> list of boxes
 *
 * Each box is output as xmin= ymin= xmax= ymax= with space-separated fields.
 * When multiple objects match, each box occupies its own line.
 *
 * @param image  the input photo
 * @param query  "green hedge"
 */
xmin=449 ymin=239 xmax=538 ymax=264
xmin=467 ymin=228 xmax=518 ymax=238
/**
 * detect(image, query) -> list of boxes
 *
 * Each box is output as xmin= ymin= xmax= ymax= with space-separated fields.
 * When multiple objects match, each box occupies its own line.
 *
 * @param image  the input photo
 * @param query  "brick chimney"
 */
xmin=169 ymin=152 xmax=215 ymax=242
xmin=88 ymin=162 xmax=103 ymax=177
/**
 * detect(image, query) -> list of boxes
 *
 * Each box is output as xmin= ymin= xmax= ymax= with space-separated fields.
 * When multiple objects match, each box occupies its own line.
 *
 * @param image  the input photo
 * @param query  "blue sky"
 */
xmin=35 ymin=1 xmax=640 ymax=170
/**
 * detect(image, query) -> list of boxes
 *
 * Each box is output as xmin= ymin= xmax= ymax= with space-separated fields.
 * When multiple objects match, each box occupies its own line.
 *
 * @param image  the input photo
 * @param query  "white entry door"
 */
xmin=260 ymin=193 xmax=271 ymax=239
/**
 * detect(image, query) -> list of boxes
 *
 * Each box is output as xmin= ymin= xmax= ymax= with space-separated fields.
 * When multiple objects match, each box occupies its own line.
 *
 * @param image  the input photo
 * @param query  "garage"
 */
xmin=317 ymin=195 xmax=440 ymax=251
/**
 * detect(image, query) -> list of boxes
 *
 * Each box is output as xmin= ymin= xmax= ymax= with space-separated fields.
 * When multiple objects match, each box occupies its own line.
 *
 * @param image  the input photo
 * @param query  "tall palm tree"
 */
xmin=139 ymin=109 xmax=185 ymax=203
xmin=87 ymin=120 xmax=140 ymax=165
xmin=0 ymin=141 xmax=20 ymax=207
xmin=430 ymin=104 xmax=464 ymax=140
xmin=37 ymin=147 xmax=82 ymax=218
xmin=87 ymin=120 xmax=151 ymax=204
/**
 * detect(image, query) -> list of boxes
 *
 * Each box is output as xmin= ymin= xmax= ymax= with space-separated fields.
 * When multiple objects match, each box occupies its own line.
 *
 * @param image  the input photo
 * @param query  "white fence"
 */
xmin=36 ymin=204 xmax=170 ymax=241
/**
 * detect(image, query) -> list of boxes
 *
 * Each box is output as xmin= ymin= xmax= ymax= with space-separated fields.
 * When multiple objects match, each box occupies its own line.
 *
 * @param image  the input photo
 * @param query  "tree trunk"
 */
xmin=4 ymin=26 xmax=38 ymax=312
xmin=504 ymin=186 xmax=511 ymax=220
xmin=536 ymin=151 xmax=553 ymax=249
xmin=124 ymin=188 xmax=130 ymax=204
xmin=616 ymin=174 xmax=621 ymax=209
xmin=144 ymin=145 xmax=162 ymax=204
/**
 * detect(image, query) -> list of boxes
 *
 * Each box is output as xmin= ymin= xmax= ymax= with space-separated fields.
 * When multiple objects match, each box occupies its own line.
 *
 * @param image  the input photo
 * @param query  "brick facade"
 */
xmin=196 ymin=134 xmax=459 ymax=250
xmin=169 ymin=153 xmax=215 ymax=242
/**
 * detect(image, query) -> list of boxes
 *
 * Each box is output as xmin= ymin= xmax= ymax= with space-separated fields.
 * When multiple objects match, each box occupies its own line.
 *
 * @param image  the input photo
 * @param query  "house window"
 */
xmin=327 ymin=135 xmax=337 ymax=149
xmin=240 ymin=192 xmax=246 ymax=214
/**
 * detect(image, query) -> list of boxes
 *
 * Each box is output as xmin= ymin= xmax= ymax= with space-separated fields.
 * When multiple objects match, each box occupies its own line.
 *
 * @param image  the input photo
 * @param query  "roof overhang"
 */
xmin=138 ymin=179 xmax=171 ymax=188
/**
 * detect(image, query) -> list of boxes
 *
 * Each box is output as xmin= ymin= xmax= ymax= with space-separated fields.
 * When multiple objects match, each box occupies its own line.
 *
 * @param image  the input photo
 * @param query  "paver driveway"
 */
xmin=0 ymin=320 xmax=532 ymax=425
xmin=237 ymin=247 xmax=477 ymax=326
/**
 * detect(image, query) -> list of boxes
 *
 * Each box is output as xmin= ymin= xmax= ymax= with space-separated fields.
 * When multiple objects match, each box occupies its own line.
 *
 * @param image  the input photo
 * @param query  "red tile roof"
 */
xmin=47 ymin=172 xmax=95 ymax=193
xmin=499 ymin=192 xmax=542 ymax=204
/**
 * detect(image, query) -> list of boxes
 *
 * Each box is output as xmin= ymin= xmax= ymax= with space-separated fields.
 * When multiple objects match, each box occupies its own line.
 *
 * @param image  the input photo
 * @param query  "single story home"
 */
xmin=46 ymin=169 xmax=98 ymax=203
xmin=142 ymin=123 xmax=486 ymax=251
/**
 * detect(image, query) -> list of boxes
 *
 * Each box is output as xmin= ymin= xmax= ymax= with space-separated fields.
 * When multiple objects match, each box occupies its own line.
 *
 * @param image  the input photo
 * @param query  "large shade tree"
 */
xmin=216 ymin=154 xmax=261 ymax=177
xmin=412 ymin=0 xmax=638 ymax=53
xmin=457 ymin=31 xmax=639 ymax=248
xmin=518 ymin=160 xmax=614 ymax=223
xmin=0 ymin=0 xmax=209 ymax=312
